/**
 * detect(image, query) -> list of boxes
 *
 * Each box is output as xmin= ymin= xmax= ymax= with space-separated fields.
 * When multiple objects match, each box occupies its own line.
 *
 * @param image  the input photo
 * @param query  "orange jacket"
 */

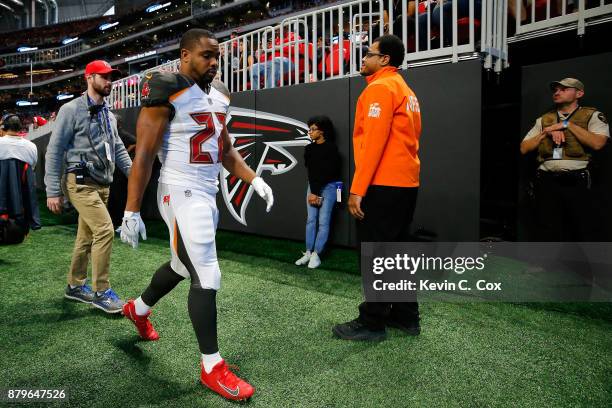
xmin=351 ymin=66 xmax=421 ymax=196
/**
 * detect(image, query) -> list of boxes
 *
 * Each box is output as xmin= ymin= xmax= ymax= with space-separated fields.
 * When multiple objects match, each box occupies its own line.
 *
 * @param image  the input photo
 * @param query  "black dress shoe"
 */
xmin=386 ymin=318 xmax=420 ymax=336
xmin=332 ymin=319 xmax=387 ymax=341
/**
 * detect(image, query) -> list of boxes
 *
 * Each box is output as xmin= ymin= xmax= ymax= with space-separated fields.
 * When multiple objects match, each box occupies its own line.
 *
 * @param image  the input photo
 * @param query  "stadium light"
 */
xmin=17 ymin=46 xmax=38 ymax=52
xmin=56 ymin=94 xmax=74 ymax=101
xmin=99 ymin=22 xmax=119 ymax=31
xmin=16 ymin=101 xmax=39 ymax=106
xmin=0 ymin=3 xmax=14 ymax=12
xmin=62 ymin=37 xmax=79 ymax=45
xmin=146 ymin=2 xmax=171 ymax=13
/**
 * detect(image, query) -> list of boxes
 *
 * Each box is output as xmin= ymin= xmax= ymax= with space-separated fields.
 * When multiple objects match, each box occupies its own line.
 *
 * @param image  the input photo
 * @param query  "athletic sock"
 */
xmin=134 ymin=296 xmax=151 ymax=316
xmin=202 ymin=352 xmax=223 ymax=374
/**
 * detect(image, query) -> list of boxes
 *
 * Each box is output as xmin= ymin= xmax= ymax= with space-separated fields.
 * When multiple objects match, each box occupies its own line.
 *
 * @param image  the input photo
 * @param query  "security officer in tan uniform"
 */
xmin=520 ymin=78 xmax=609 ymax=241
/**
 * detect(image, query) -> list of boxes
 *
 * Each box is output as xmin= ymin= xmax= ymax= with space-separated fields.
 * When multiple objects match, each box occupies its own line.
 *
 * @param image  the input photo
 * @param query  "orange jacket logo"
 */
xmin=368 ymin=103 xmax=381 ymax=118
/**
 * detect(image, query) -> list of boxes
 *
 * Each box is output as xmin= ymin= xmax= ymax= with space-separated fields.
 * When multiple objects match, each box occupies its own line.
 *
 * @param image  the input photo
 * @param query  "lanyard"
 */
xmin=556 ymin=106 xmax=579 ymax=123
xmin=87 ymin=95 xmax=113 ymax=141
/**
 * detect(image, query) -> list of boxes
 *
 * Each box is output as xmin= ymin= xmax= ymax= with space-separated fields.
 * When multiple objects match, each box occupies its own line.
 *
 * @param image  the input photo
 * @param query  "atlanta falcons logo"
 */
xmin=222 ymin=107 xmax=310 ymax=225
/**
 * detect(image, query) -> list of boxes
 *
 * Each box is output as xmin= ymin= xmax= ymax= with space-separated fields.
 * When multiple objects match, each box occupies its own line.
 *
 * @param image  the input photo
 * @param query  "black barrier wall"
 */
xmin=36 ymin=60 xmax=482 ymax=245
xmin=220 ymin=59 xmax=482 ymax=245
xmin=518 ymin=52 xmax=612 ymax=240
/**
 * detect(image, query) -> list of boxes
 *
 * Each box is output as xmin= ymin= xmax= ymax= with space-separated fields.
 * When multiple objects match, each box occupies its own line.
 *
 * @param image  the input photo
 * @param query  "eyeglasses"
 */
xmin=365 ymin=51 xmax=386 ymax=58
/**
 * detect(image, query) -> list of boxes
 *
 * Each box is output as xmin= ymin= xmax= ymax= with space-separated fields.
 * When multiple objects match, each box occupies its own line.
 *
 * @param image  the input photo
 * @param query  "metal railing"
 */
xmin=0 ymin=41 xmax=85 ymax=68
xmin=105 ymin=0 xmax=612 ymax=108
xmin=510 ymin=0 xmax=612 ymax=40
xmin=192 ymin=1 xmax=484 ymax=86
xmin=108 ymin=75 xmax=142 ymax=110
xmin=482 ymin=0 xmax=509 ymax=72
xmin=106 ymin=0 xmax=491 ymax=106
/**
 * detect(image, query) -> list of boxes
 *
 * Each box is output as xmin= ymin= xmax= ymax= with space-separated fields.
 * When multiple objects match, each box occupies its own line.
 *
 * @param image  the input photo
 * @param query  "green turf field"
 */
xmin=1 ymin=222 xmax=611 ymax=407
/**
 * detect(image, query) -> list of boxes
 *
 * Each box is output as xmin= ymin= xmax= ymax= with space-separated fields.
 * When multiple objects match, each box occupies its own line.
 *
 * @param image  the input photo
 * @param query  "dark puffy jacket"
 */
xmin=0 ymin=158 xmax=41 ymax=245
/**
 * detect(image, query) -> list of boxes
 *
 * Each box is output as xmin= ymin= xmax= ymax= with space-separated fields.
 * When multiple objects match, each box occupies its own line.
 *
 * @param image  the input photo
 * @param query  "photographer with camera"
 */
xmin=45 ymin=60 xmax=132 ymax=313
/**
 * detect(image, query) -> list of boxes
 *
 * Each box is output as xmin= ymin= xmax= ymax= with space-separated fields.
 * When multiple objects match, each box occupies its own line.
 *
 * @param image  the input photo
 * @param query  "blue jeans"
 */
xmin=305 ymin=182 xmax=337 ymax=254
xmin=251 ymin=61 xmax=272 ymax=90
xmin=251 ymin=57 xmax=294 ymax=89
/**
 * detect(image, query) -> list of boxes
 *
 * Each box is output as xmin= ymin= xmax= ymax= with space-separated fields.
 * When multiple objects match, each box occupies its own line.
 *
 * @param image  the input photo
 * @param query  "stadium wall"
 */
xmin=34 ymin=59 xmax=483 ymax=245
xmin=128 ymin=59 xmax=482 ymax=244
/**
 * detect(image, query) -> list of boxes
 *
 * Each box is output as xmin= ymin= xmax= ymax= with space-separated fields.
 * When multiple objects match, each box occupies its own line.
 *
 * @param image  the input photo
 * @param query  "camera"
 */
xmin=73 ymin=157 xmax=90 ymax=184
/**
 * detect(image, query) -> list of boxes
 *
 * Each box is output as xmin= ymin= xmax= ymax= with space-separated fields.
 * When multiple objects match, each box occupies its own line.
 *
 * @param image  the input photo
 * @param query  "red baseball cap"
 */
xmin=84 ymin=60 xmax=121 ymax=77
xmin=33 ymin=116 xmax=47 ymax=126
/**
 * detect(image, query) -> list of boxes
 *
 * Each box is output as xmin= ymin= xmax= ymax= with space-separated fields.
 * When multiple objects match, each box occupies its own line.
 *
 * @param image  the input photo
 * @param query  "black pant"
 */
xmin=534 ymin=169 xmax=601 ymax=242
xmin=356 ymin=186 xmax=419 ymax=330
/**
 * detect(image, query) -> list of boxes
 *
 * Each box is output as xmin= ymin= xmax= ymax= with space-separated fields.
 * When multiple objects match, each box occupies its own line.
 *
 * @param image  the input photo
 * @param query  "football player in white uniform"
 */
xmin=119 ymin=29 xmax=273 ymax=402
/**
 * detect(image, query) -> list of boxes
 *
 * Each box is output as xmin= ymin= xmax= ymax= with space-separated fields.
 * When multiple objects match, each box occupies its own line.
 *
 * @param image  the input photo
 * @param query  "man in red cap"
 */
xmin=45 ymin=60 xmax=132 ymax=313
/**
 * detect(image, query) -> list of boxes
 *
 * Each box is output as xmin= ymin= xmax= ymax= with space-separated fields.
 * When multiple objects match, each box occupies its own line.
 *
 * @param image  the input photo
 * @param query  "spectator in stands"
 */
xmin=381 ymin=0 xmax=417 ymax=36
xmin=270 ymin=27 xmax=298 ymax=86
xmin=295 ymin=115 xmax=342 ymax=269
xmin=45 ymin=60 xmax=132 ymax=313
xmin=249 ymin=40 xmax=272 ymax=90
xmin=0 ymin=113 xmax=40 ymax=245
xmin=250 ymin=38 xmax=288 ymax=89
xmin=418 ymin=0 xmax=482 ymax=49
xmin=512 ymin=0 xmax=569 ymax=24
xmin=520 ymin=78 xmax=609 ymax=241
xmin=32 ymin=116 xmax=47 ymax=129
xmin=249 ymin=28 xmax=301 ymax=89
xmin=227 ymin=30 xmax=246 ymax=92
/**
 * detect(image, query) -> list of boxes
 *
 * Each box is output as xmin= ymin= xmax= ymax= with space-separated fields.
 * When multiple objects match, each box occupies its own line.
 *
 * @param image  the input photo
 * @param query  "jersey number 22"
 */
xmin=189 ymin=112 xmax=226 ymax=164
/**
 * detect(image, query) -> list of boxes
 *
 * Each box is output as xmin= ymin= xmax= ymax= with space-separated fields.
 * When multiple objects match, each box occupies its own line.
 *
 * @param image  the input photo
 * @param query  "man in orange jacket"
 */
xmin=333 ymin=34 xmax=422 ymax=341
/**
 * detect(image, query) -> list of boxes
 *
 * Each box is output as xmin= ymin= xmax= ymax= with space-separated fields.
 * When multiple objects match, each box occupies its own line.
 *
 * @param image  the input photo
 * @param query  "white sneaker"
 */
xmin=295 ymin=251 xmax=311 ymax=266
xmin=307 ymin=252 xmax=321 ymax=269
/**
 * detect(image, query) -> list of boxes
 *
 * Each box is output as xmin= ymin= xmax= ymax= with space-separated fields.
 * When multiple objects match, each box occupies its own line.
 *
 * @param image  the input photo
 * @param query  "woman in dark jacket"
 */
xmin=295 ymin=115 xmax=341 ymax=268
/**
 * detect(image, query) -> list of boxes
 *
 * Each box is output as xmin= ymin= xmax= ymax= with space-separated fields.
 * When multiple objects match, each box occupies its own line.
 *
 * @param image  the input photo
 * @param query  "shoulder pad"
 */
xmin=212 ymin=80 xmax=230 ymax=99
xmin=140 ymin=72 xmax=193 ymax=106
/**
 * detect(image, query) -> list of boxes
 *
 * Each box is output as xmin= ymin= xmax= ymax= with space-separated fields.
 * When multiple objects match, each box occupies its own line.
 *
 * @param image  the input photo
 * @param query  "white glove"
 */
xmin=120 ymin=211 xmax=147 ymax=248
xmin=251 ymin=176 xmax=274 ymax=212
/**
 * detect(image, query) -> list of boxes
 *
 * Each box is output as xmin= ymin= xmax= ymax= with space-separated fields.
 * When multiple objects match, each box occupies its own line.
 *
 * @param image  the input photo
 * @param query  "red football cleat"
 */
xmin=122 ymin=299 xmax=159 ymax=341
xmin=200 ymin=360 xmax=255 ymax=401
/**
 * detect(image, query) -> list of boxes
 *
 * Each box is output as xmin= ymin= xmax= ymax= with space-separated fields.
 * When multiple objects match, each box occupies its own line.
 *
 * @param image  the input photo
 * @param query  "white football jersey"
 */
xmin=140 ymin=72 xmax=230 ymax=194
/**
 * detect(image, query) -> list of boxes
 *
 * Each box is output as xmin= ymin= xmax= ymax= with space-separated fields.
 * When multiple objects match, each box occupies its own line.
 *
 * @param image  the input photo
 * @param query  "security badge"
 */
xmin=553 ymin=146 xmax=563 ymax=160
xmin=104 ymin=142 xmax=113 ymax=162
